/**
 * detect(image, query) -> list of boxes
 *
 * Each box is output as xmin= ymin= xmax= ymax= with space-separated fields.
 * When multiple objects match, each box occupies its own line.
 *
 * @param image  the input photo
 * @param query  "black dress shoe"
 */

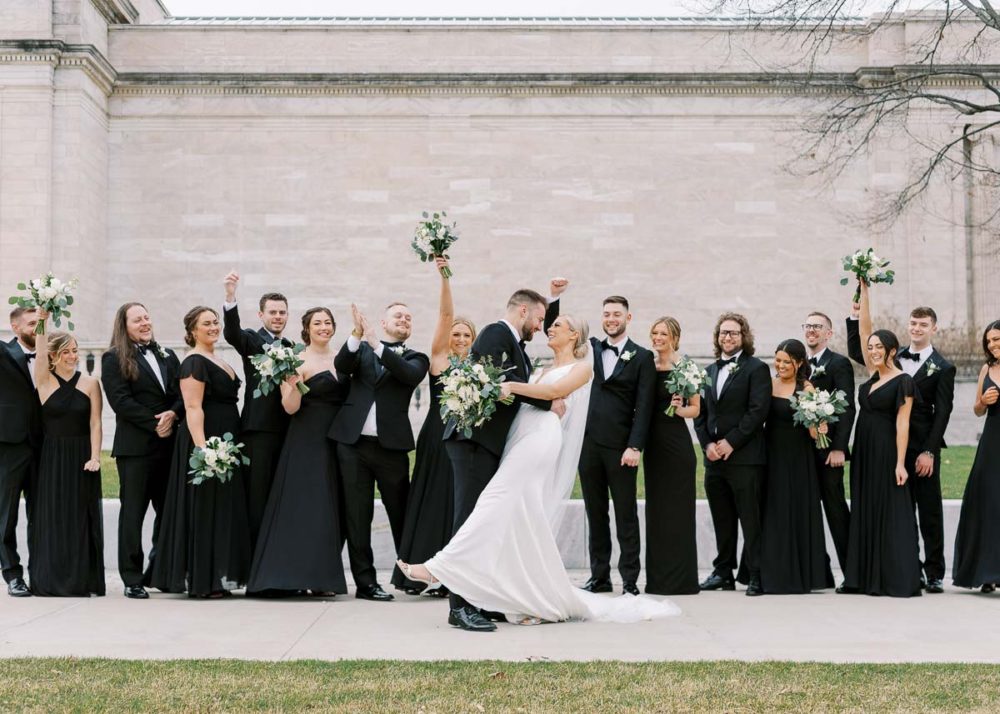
xmin=426 ymin=586 xmax=450 ymax=598
xmin=622 ymin=581 xmax=640 ymax=596
xmin=400 ymin=586 xmax=423 ymax=596
xmin=925 ymin=578 xmax=944 ymax=594
xmin=355 ymin=584 xmax=394 ymax=601
xmin=580 ymin=577 xmax=613 ymax=593
xmin=699 ymin=572 xmax=735 ymax=591
xmin=836 ymin=583 xmax=858 ymax=594
xmin=480 ymin=609 xmax=508 ymax=623
xmin=124 ymin=585 xmax=149 ymax=599
xmin=981 ymin=583 xmax=996 ymax=593
xmin=448 ymin=606 xmax=497 ymax=632
xmin=7 ymin=578 xmax=31 ymax=598
xmin=745 ymin=577 xmax=763 ymax=597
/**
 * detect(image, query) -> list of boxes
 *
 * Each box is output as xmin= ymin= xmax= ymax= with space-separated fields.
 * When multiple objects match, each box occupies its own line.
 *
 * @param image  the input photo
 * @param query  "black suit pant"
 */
xmin=445 ymin=439 xmax=501 ymax=610
xmin=906 ymin=447 xmax=945 ymax=580
xmin=337 ymin=438 xmax=409 ymax=589
xmin=704 ymin=461 xmax=763 ymax=579
xmin=242 ymin=430 xmax=285 ymax=550
xmin=815 ymin=453 xmax=851 ymax=574
xmin=579 ymin=440 xmax=641 ymax=583
xmin=116 ymin=447 xmax=171 ymax=587
xmin=0 ymin=442 xmax=35 ymax=584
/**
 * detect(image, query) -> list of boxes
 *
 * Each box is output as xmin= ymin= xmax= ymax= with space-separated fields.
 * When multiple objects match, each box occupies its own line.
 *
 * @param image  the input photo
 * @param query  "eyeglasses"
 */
xmin=719 ymin=330 xmax=742 ymax=338
xmin=801 ymin=323 xmax=827 ymax=332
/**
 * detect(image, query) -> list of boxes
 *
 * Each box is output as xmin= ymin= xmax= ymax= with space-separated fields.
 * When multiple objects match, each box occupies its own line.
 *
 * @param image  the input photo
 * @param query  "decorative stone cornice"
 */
xmin=0 ymin=40 xmax=117 ymax=95
xmin=90 ymin=0 xmax=139 ymax=25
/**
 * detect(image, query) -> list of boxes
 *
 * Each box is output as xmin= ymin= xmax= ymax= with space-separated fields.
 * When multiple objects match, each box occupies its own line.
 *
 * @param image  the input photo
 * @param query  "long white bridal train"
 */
xmin=425 ymin=363 xmax=681 ymax=624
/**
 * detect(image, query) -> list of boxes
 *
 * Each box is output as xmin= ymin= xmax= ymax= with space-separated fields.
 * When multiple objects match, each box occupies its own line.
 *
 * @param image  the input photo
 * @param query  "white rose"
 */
xmin=822 ymin=403 xmax=836 ymax=416
xmin=40 ymin=286 xmax=58 ymax=301
xmin=446 ymin=398 xmax=461 ymax=412
xmin=30 ymin=279 xmax=41 ymax=290
xmin=204 ymin=450 xmax=218 ymax=467
xmin=50 ymin=278 xmax=63 ymax=292
xmin=478 ymin=372 xmax=490 ymax=385
xmin=866 ymin=268 xmax=878 ymax=280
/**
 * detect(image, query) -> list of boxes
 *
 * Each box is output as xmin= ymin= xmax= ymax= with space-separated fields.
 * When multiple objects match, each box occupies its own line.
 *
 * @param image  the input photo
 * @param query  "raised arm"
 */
xmin=429 ymin=257 xmax=456 ymax=373
xmin=858 ymin=281 xmax=876 ymax=374
xmin=32 ymin=315 xmax=56 ymax=396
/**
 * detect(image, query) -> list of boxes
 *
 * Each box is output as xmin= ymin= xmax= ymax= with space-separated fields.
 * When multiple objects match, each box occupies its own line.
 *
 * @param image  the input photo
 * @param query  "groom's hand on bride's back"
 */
xmin=550 ymin=398 xmax=567 ymax=418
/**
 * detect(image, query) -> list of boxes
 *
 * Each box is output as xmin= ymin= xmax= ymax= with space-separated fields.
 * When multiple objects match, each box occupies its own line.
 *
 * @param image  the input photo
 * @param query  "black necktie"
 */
xmin=716 ymin=357 xmax=736 ymax=369
xmin=899 ymin=349 xmax=920 ymax=362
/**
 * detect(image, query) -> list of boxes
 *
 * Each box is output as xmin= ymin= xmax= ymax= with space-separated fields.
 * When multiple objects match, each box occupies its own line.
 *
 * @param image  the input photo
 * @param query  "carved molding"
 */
xmin=0 ymin=41 xmax=117 ymax=95
xmin=89 ymin=0 xmax=139 ymax=25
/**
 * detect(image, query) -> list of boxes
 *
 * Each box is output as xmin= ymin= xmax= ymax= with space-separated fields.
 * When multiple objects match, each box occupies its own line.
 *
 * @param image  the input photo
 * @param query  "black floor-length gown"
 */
xmin=760 ymin=396 xmax=833 ymax=594
xmin=29 ymin=373 xmax=105 ymax=597
xmin=953 ymin=372 xmax=1000 ymax=588
xmin=643 ymin=373 xmax=699 ymax=595
xmin=844 ymin=373 xmax=922 ymax=597
xmin=391 ymin=374 xmax=453 ymax=593
xmin=151 ymin=355 xmax=251 ymax=596
xmin=248 ymin=371 xmax=349 ymax=594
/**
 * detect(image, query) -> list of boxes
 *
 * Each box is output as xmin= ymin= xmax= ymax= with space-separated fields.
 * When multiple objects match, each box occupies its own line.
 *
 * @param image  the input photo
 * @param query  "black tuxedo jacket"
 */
xmin=223 ymin=304 xmax=290 ymax=434
xmin=101 ymin=345 xmax=184 ymax=458
xmin=329 ymin=341 xmax=429 ymax=451
xmin=585 ymin=336 xmax=656 ymax=451
xmin=0 ymin=339 xmax=41 ymax=447
xmin=846 ymin=318 xmax=955 ymax=453
xmin=808 ymin=348 xmax=857 ymax=456
xmin=693 ymin=353 xmax=771 ymax=466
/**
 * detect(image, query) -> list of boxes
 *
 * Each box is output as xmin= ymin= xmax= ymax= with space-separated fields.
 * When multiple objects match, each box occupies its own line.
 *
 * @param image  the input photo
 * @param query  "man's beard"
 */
xmin=20 ymin=333 xmax=36 ymax=350
xmin=604 ymin=324 xmax=625 ymax=340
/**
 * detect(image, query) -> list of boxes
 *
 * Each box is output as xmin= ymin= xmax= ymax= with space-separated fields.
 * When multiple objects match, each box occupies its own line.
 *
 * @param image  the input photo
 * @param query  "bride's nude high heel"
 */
xmin=396 ymin=560 xmax=442 ymax=591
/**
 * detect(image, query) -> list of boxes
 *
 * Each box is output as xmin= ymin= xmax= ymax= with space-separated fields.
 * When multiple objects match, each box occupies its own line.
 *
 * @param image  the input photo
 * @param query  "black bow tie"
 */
xmin=24 ymin=353 xmax=36 ymax=363
xmin=716 ymin=357 xmax=737 ymax=369
xmin=808 ymin=357 xmax=819 ymax=366
xmin=137 ymin=342 xmax=157 ymax=356
xmin=518 ymin=340 xmax=527 ymax=351
xmin=602 ymin=341 xmax=619 ymax=355
xmin=383 ymin=341 xmax=405 ymax=351
xmin=899 ymin=350 xmax=920 ymax=362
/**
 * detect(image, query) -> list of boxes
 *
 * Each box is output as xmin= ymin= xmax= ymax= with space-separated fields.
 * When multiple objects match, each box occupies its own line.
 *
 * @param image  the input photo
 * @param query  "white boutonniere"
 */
xmin=391 ymin=345 xmax=406 ymax=356
xmin=925 ymin=361 xmax=940 ymax=376
xmin=811 ymin=365 xmax=826 ymax=378
xmin=157 ymin=345 xmax=169 ymax=360
xmin=620 ymin=350 xmax=635 ymax=362
xmin=729 ymin=362 xmax=741 ymax=376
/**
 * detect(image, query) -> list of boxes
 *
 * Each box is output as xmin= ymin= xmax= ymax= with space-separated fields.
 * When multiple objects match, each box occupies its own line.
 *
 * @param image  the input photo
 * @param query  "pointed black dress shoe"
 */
xmin=699 ymin=572 xmax=735 ymax=591
xmin=448 ymin=606 xmax=497 ymax=632
xmin=124 ymin=585 xmax=149 ymax=599
xmin=7 ymin=578 xmax=31 ymax=597
xmin=745 ymin=576 xmax=763 ymax=597
xmin=622 ymin=581 xmax=640 ymax=596
xmin=580 ymin=577 xmax=613 ymax=593
xmin=355 ymin=584 xmax=394 ymax=601
xmin=925 ymin=578 xmax=944 ymax=594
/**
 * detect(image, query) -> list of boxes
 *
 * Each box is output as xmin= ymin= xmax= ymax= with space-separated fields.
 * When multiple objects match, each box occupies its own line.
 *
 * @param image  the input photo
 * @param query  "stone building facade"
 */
xmin=1 ymin=4 xmax=996 ymax=442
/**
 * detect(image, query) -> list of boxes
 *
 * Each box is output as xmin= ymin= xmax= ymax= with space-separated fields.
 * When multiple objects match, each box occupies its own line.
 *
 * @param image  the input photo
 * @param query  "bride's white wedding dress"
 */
xmin=426 ymin=361 xmax=681 ymax=623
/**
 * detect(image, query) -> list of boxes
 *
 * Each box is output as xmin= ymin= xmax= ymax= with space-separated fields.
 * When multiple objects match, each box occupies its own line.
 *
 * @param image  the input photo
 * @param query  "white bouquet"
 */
xmin=663 ymin=356 xmax=712 ymax=417
xmin=789 ymin=388 xmax=850 ymax=450
xmin=7 ymin=273 xmax=78 ymax=334
xmin=412 ymin=211 xmax=459 ymax=278
xmin=251 ymin=342 xmax=309 ymax=397
xmin=840 ymin=248 xmax=895 ymax=303
xmin=439 ymin=354 xmax=515 ymax=437
xmin=188 ymin=432 xmax=249 ymax=485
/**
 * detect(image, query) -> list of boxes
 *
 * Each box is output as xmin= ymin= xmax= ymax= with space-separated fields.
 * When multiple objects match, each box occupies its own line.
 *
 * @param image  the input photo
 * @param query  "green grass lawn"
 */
xmin=1 ymin=659 xmax=999 ymax=711
xmin=100 ymin=446 xmax=978 ymax=500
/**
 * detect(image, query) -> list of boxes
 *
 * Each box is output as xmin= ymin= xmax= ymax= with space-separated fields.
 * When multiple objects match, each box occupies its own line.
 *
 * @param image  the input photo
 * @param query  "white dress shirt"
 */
xmin=716 ymin=351 xmax=743 ymax=397
xmin=601 ymin=335 xmax=629 ymax=379
xmin=139 ymin=344 xmax=166 ymax=390
xmin=900 ymin=344 xmax=933 ymax=377
xmin=808 ymin=347 xmax=827 ymax=378
xmin=14 ymin=341 xmax=38 ymax=389
xmin=348 ymin=334 xmax=385 ymax=437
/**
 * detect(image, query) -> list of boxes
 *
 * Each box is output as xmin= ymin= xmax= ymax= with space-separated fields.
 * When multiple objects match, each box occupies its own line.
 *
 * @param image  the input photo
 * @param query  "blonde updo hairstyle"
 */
xmin=560 ymin=314 xmax=590 ymax=359
xmin=183 ymin=306 xmax=218 ymax=348
xmin=46 ymin=330 xmax=77 ymax=371
xmin=651 ymin=316 xmax=681 ymax=351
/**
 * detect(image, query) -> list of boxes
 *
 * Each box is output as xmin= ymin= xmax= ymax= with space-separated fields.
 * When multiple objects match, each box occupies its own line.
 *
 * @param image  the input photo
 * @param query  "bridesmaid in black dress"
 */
xmin=643 ymin=317 xmax=700 ymax=596
xmin=29 ymin=322 xmax=105 ymax=597
xmin=759 ymin=339 xmax=833 ymax=594
xmin=248 ymin=307 xmax=350 ymax=596
xmin=151 ymin=306 xmax=251 ymax=598
xmin=842 ymin=281 xmax=921 ymax=597
xmin=952 ymin=320 xmax=1000 ymax=593
xmin=392 ymin=257 xmax=475 ymax=596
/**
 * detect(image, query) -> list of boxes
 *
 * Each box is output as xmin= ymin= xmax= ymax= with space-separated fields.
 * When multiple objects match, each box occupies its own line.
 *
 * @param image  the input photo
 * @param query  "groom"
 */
xmin=443 ymin=285 xmax=563 ymax=632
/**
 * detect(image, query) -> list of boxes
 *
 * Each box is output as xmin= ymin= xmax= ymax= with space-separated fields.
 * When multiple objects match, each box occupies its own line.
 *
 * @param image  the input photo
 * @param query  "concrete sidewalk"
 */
xmin=2 ymin=570 xmax=999 ymax=663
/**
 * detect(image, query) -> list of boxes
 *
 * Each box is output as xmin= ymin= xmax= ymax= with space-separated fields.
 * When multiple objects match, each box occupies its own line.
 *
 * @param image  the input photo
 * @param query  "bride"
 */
xmin=399 ymin=315 xmax=680 ymax=625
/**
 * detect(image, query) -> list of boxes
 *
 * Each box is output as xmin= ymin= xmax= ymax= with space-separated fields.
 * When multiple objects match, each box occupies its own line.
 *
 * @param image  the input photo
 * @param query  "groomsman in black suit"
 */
xmin=847 ymin=304 xmax=955 ymax=593
xmin=443 ymin=286 xmax=563 ymax=631
xmin=222 ymin=271 xmax=291 ymax=550
xmin=330 ymin=302 xmax=429 ymax=602
xmin=101 ymin=303 xmax=184 ymax=599
xmin=0 ymin=307 xmax=42 ymax=597
xmin=801 ymin=311 xmax=856 ymax=576
xmin=694 ymin=313 xmax=771 ymax=596
xmin=575 ymin=295 xmax=655 ymax=596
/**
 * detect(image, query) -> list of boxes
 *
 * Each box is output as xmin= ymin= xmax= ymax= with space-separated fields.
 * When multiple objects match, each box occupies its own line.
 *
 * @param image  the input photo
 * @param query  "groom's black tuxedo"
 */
xmin=222 ymin=304 xmax=291 ymax=549
xmin=693 ymin=352 xmax=770 ymax=582
xmin=578 ymin=334 xmax=655 ymax=585
xmin=805 ymin=348 xmax=856 ymax=573
xmin=444 ymin=301 xmax=557 ymax=611
xmin=846 ymin=317 xmax=956 ymax=581
xmin=101 ymin=344 xmax=183 ymax=587
xmin=0 ymin=339 xmax=41 ymax=585
xmin=331 ymin=339 xmax=429 ymax=589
